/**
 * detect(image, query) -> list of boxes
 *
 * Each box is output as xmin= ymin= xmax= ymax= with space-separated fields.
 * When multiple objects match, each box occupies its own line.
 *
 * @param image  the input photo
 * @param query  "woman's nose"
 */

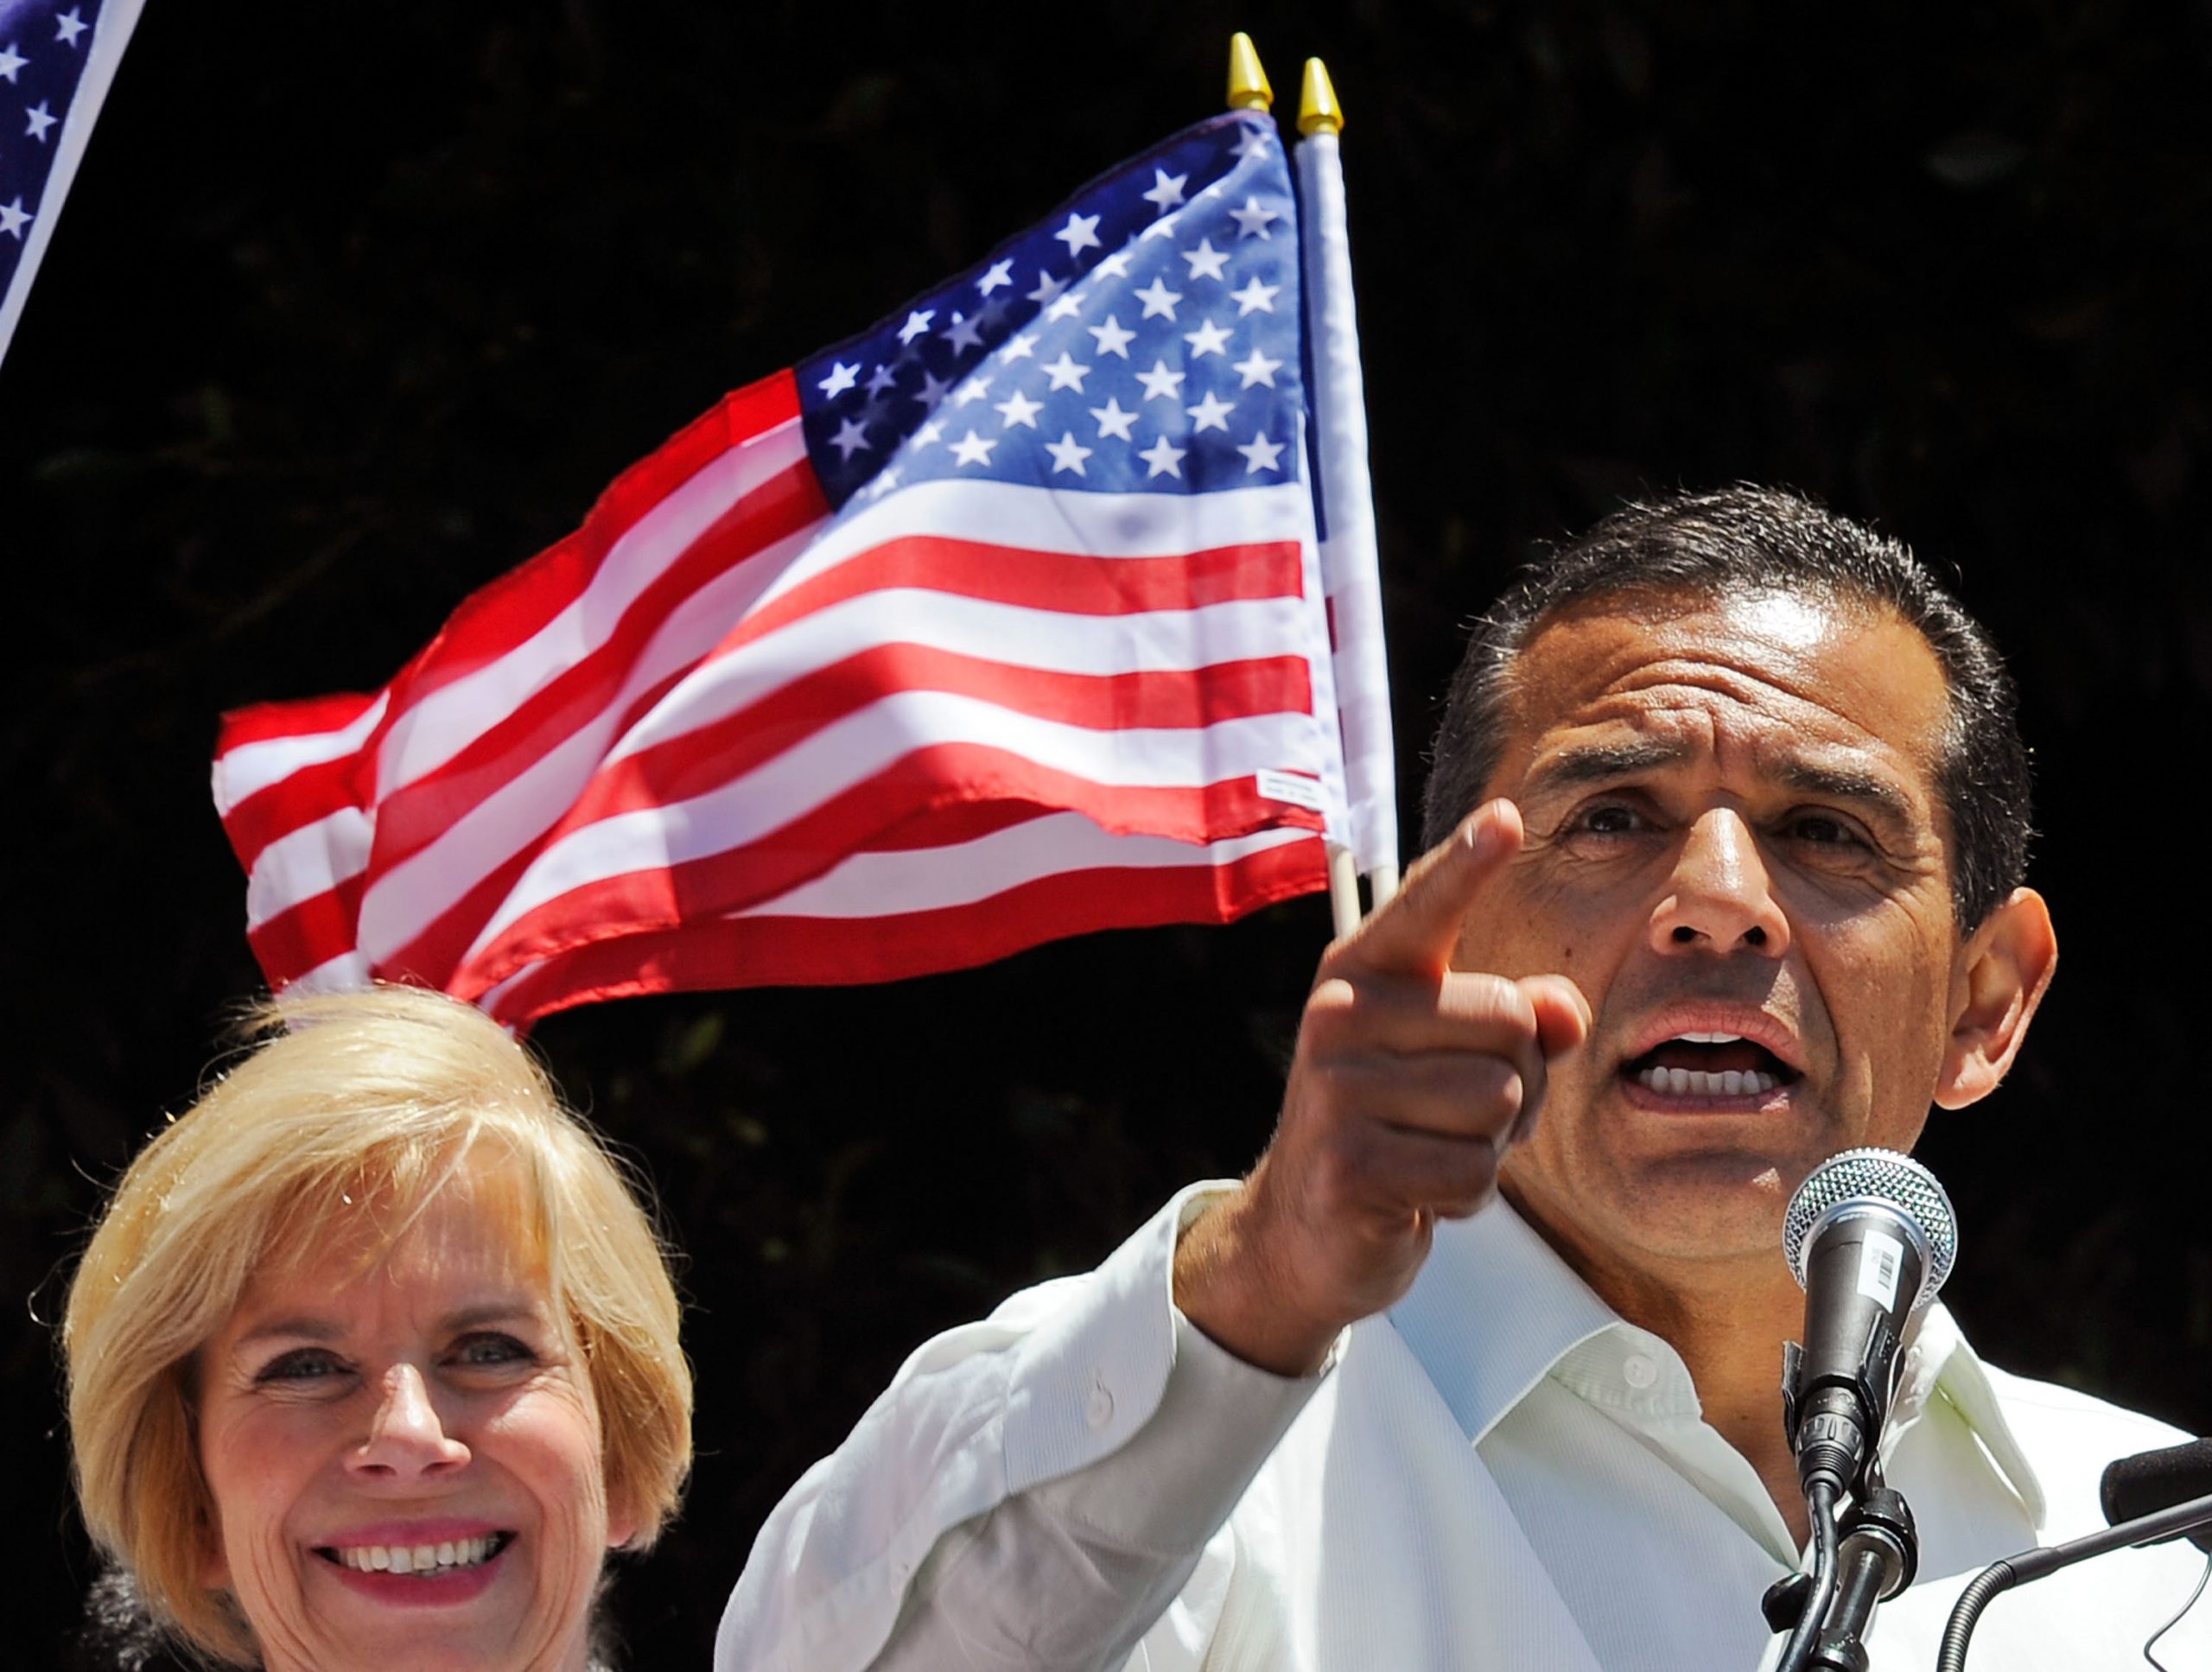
xmin=346 ymin=1363 xmax=470 ymax=1480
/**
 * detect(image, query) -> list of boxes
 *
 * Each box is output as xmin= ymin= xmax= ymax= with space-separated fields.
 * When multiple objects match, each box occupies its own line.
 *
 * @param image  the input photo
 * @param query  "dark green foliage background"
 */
xmin=6 ymin=1 xmax=2210 ymax=1662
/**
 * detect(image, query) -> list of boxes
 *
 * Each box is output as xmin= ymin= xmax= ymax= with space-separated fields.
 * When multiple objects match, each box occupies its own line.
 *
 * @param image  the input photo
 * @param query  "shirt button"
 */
xmin=1085 ymin=1380 xmax=1115 ymax=1429
xmin=1623 ymin=1353 xmax=1659 ymax=1389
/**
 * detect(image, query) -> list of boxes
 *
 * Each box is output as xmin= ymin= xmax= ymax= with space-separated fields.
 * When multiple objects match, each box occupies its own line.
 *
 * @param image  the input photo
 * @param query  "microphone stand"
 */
xmin=1764 ymin=1489 xmax=1919 ymax=1672
xmin=1935 ymin=1490 xmax=2212 ymax=1671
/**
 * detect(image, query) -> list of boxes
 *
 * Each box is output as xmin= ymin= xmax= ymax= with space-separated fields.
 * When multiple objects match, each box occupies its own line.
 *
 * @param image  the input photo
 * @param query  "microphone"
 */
xmin=2101 ymin=1439 xmax=2212 ymax=1554
xmin=1781 ymin=1148 xmax=1959 ymax=1500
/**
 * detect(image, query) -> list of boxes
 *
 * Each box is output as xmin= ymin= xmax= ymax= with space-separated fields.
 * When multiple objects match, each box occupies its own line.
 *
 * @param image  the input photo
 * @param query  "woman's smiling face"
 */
xmin=194 ymin=1168 xmax=632 ymax=1672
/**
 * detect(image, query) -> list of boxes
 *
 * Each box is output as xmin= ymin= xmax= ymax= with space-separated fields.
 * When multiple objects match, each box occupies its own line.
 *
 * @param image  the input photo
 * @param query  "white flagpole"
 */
xmin=1294 ymin=59 xmax=1401 ymax=925
xmin=1230 ymin=34 xmax=1363 ymax=940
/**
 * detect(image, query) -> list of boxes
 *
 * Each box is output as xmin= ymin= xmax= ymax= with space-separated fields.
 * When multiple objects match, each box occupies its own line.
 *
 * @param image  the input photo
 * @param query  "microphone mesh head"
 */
xmin=1782 ymin=1147 xmax=1958 ymax=1303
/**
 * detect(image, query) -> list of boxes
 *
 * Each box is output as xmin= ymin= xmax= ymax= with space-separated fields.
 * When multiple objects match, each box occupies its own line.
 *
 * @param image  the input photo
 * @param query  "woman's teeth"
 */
xmin=335 ymin=1534 xmax=503 ymax=1573
xmin=1636 ymin=1065 xmax=1779 ymax=1097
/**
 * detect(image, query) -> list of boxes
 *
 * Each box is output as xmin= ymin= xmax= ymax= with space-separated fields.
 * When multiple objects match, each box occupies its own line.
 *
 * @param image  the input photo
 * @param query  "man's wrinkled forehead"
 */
xmin=1486 ymin=584 xmax=1958 ymax=804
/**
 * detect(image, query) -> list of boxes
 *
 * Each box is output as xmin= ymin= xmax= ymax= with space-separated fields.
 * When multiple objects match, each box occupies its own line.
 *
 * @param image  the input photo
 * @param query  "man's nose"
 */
xmin=1647 ymin=809 xmax=1789 ymax=957
xmin=346 ymin=1364 xmax=470 ymax=1480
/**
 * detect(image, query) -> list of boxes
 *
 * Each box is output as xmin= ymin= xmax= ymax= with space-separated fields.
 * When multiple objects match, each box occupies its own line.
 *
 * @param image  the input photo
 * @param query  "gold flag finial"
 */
xmin=1227 ymin=33 xmax=1274 ymax=112
xmin=1298 ymin=58 xmax=1343 ymax=137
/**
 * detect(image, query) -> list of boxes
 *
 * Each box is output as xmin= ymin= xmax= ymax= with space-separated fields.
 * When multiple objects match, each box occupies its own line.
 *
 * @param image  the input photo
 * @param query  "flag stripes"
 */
xmin=213 ymin=111 xmax=1373 ymax=1025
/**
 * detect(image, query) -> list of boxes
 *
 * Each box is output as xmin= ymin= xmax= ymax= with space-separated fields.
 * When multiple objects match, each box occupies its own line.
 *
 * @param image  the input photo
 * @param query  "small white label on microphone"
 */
xmin=1858 ymin=1228 xmax=1904 ymax=1311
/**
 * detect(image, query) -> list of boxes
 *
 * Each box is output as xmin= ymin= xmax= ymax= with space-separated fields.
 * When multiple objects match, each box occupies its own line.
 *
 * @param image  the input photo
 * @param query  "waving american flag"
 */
xmin=214 ymin=110 xmax=1371 ymax=1029
xmin=0 ymin=0 xmax=143 ymax=368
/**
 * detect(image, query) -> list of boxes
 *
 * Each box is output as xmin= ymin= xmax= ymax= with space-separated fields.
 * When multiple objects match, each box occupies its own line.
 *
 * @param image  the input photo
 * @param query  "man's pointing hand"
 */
xmin=1173 ymin=801 xmax=1592 ymax=1375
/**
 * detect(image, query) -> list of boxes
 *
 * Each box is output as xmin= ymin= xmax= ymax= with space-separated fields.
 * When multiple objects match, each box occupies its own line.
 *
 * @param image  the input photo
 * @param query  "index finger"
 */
xmin=1341 ymin=799 xmax=1523 ymax=976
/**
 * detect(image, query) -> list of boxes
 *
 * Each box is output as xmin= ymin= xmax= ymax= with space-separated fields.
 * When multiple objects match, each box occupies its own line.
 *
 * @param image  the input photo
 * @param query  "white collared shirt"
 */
xmin=722 ymin=1186 xmax=2210 ymax=1670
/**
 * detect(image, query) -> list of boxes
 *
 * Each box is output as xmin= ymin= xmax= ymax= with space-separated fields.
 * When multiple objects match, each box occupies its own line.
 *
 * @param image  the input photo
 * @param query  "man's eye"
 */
xmin=255 ymin=1348 xmax=349 ymax=1384
xmin=1787 ymin=812 xmax=1865 ymax=848
xmin=1573 ymin=804 xmax=1645 ymax=836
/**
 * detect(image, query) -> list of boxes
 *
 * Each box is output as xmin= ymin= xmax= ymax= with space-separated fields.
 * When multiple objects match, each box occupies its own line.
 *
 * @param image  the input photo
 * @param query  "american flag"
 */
xmin=215 ymin=110 xmax=1366 ymax=1030
xmin=0 ymin=0 xmax=143 ymax=367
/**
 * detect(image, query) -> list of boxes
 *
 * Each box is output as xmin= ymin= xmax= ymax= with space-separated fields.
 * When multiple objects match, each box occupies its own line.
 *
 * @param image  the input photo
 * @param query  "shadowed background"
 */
xmin=6 ymin=1 xmax=2210 ymax=1662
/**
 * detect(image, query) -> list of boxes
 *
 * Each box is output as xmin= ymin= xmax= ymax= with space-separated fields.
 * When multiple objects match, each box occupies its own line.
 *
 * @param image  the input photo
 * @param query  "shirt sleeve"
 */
xmin=717 ymin=1182 xmax=1332 ymax=1672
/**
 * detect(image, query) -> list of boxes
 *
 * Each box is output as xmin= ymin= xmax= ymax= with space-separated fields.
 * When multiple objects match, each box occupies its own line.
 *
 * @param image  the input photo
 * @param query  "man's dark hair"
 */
xmin=1420 ymin=486 xmax=2032 ymax=930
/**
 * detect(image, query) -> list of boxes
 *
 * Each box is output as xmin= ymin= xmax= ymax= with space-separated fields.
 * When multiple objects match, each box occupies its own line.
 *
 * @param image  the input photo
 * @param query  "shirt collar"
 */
xmin=1387 ymin=1197 xmax=1618 ymax=1446
xmin=1887 ymin=1300 xmax=2049 ymax=1528
xmin=1384 ymin=1198 xmax=2049 ymax=1524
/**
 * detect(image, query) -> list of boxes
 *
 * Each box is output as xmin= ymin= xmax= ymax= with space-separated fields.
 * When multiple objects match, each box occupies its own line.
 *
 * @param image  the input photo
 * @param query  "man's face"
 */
xmin=1459 ymin=587 xmax=1971 ymax=1279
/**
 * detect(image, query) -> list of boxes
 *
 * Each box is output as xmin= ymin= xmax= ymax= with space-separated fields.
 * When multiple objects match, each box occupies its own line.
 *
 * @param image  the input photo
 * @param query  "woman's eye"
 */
xmin=255 ymin=1348 xmax=349 ymax=1384
xmin=451 ymin=1332 xmax=536 ymax=1370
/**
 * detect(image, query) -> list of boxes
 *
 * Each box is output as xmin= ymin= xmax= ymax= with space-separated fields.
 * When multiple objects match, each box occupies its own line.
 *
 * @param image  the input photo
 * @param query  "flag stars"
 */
xmin=1232 ymin=121 xmax=1274 ymax=161
xmin=1045 ymin=289 xmax=1085 ymax=322
xmin=1134 ymin=277 xmax=1182 ymax=321
xmin=1139 ymin=212 xmax=1181 ymax=244
xmin=913 ymin=419 xmax=946 ymax=448
xmin=1045 ymin=431 xmax=1094 ymax=475
xmin=1040 ymin=352 xmax=1091 ymax=392
xmin=1230 ymin=196 xmax=1282 ymax=239
xmin=993 ymin=389 xmax=1044 ymax=429
xmin=1138 ymin=435 xmax=1187 ymax=479
xmin=951 ymin=374 xmax=995 ymax=407
xmin=1002 ymin=332 xmax=1039 ymax=362
xmin=1182 ymin=318 xmax=1233 ymax=358
xmin=1093 ymin=249 xmax=1134 ymax=280
xmin=1141 ymin=168 xmax=1188 ymax=213
xmin=25 ymin=99 xmax=54 ymax=142
xmin=941 ymin=310 xmax=986 ymax=354
xmin=949 ymin=429 xmax=999 ymax=467
xmin=0 ymin=42 xmax=25 ymax=82
xmin=1053 ymin=211 xmax=1102 ymax=257
xmin=1135 ymin=359 xmax=1185 ymax=402
xmin=0 ymin=197 xmax=33 ymax=239
xmin=898 ymin=308 xmax=937 ymax=346
xmin=1179 ymin=238 xmax=1230 ymax=282
xmin=1027 ymin=270 xmax=1066 ymax=307
xmin=1229 ymin=276 xmax=1281 ymax=315
xmin=912 ymin=370 xmax=953 ymax=410
xmin=1231 ymin=347 xmax=1283 ymax=388
xmin=1086 ymin=315 xmax=1135 ymax=359
xmin=828 ymin=417 xmax=872 ymax=461
xmin=977 ymin=258 xmax=1014 ymax=296
xmin=863 ymin=465 xmax=905 ymax=500
xmin=863 ymin=363 xmax=899 ymax=397
xmin=1089 ymin=397 xmax=1138 ymax=440
xmin=817 ymin=360 xmax=860 ymax=398
xmin=1186 ymin=391 xmax=1236 ymax=433
xmin=1236 ymin=430 xmax=1287 ymax=474
xmin=54 ymin=7 xmax=86 ymax=46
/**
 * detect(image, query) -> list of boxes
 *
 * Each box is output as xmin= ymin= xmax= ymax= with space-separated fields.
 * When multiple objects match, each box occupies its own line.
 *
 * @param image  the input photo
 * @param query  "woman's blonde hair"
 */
xmin=63 ymin=984 xmax=692 ymax=1665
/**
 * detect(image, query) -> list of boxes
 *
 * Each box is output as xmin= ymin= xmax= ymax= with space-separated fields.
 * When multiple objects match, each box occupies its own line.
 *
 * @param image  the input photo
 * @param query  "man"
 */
xmin=721 ymin=487 xmax=2203 ymax=1670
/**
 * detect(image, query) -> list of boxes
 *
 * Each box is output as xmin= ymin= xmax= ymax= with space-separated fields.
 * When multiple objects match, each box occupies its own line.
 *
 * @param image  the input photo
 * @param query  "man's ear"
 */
xmin=1935 ymin=887 xmax=2057 ymax=1110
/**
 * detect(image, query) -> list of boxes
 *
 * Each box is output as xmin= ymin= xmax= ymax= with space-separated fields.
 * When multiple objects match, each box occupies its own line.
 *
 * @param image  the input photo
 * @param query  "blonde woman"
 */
xmin=64 ymin=985 xmax=690 ymax=1672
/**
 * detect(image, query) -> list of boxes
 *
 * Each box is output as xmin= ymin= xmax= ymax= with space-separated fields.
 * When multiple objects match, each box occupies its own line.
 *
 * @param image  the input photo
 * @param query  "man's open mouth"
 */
xmin=1621 ymin=1032 xmax=1800 ymax=1099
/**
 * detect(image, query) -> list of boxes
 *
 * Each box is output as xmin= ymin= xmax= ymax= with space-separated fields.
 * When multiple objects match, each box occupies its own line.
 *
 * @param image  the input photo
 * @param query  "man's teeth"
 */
xmin=1676 ymin=1031 xmax=1743 ymax=1045
xmin=337 ymin=1535 xmax=501 ymax=1574
xmin=1637 ymin=1065 xmax=1778 ymax=1097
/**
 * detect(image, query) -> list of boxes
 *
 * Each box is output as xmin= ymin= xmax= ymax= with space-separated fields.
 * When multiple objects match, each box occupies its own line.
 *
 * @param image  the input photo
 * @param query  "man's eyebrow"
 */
xmin=1522 ymin=742 xmax=1919 ymax=823
xmin=1523 ymin=740 xmax=1690 ymax=791
xmin=1773 ymin=760 xmax=1916 ymax=823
